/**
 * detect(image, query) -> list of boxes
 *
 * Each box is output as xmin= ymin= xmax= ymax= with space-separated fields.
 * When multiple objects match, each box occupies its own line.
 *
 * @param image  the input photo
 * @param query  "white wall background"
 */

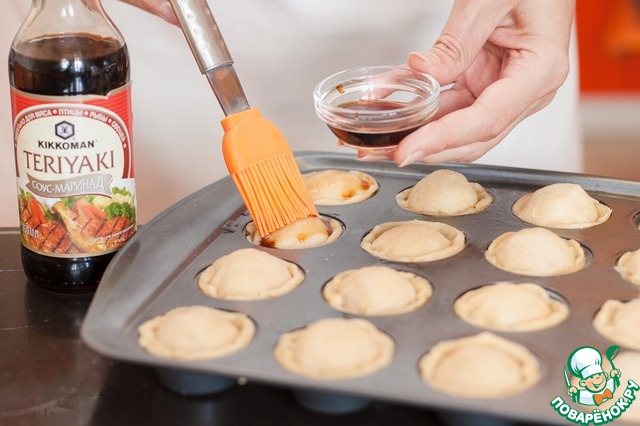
xmin=1 ymin=0 xmax=581 ymax=227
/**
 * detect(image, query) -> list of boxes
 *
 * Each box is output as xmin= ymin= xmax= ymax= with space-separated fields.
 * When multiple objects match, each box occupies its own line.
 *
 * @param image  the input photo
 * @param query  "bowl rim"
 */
xmin=313 ymin=65 xmax=441 ymax=119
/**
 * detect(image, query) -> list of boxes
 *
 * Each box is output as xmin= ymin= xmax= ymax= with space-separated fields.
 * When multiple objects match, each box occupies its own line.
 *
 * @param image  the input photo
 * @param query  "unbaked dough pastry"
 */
xmin=454 ymin=282 xmax=569 ymax=332
xmin=246 ymin=216 xmax=342 ymax=249
xmin=361 ymin=220 xmax=465 ymax=262
xmin=273 ymin=317 xmax=394 ymax=380
xmin=418 ymin=332 xmax=541 ymax=399
xmin=138 ymin=305 xmax=255 ymax=361
xmin=302 ymin=169 xmax=378 ymax=205
xmin=512 ymin=183 xmax=611 ymax=229
xmin=198 ymin=248 xmax=304 ymax=300
xmin=323 ymin=265 xmax=432 ymax=316
xmin=593 ymin=298 xmax=640 ymax=351
xmin=615 ymin=248 xmax=640 ymax=286
xmin=485 ymin=227 xmax=586 ymax=276
xmin=396 ymin=169 xmax=492 ymax=216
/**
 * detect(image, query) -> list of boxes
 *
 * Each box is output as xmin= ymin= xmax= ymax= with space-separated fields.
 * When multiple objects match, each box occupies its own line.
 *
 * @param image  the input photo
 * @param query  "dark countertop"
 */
xmin=0 ymin=229 xmax=549 ymax=426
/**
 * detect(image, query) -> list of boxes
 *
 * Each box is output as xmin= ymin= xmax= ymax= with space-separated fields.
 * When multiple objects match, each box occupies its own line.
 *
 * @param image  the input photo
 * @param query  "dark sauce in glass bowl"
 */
xmin=327 ymin=99 xmax=422 ymax=149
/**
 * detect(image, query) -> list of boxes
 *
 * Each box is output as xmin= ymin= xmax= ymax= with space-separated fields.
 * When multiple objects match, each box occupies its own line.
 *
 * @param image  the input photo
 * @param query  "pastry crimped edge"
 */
xmin=198 ymin=248 xmax=304 ymax=300
xmin=484 ymin=228 xmax=586 ymax=277
xmin=592 ymin=298 xmax=640 ymax=351
xmin=418 ymin=332 xmax=541 ymax=399
xmin=323 ymin=265 xmax=432 ymax=316
xmin=361 ymin=219 xmax=466 ymax=263
xmin=245 ymin=216 xmax=343 ymax=248
xmin=615 ymin=249 xmax=640 ymax=286
xmin=512 ymin=184 xmax=611 ymax=229
xmin=396 ymin=177 xmax=492 ymax=216
xmin=303 ymin=169 xmax=379 ymax=206
xmin=273 ymin=317 xmax=394 ymax=380
xmin=453 ymin=282 xmax=569 ymax=332
xmin=138 ymin=305 xmax=255 ymax=361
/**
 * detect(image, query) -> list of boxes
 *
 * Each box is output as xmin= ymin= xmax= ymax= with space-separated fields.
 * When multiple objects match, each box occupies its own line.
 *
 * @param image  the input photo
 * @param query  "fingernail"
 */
xmin=398 ymin=151 xmax=425 ymax=167
xmin=408 ymin=51 xmax=439 ymax=67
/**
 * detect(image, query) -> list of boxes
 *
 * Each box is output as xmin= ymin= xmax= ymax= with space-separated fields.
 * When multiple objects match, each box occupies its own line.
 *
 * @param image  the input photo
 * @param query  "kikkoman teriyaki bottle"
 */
xmin=9 ymin=0 xmax=137 ymax=293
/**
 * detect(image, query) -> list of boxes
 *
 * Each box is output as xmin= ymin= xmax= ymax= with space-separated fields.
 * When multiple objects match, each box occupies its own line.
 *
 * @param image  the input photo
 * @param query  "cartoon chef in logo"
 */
xmin=566 ymin=346 xmax=621 ymax=406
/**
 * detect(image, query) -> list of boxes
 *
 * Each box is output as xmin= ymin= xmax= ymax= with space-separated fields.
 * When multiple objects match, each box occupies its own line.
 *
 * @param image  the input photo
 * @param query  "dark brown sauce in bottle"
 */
xmin=10 ymin=34 xmax=129 ymax=293
xmin=327 ymin=99 xmax=421 ymax=149
xmin=10 ymin=34 xmax=129 ymax=96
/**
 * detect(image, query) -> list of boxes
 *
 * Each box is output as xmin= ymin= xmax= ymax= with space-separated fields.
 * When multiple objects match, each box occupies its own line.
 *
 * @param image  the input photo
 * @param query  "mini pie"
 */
xmin=485 ymin=227 xmax=586 ymax=276
xmin=323 ymin=265 xmax=432 ymax=316
xmin=615 ymin=248 xmax=640 ymax=286
xmin=396 ymin=169 xmax=492 ymax=216
xmin=273 ymin=317 xmax=394 ymax=380
xmin=137 ymin=305 xmax=255 ymax=361
xmin=454 ymin=282 xmax=569 ymax=332
xmin=418 ymin=332 xmax=541 ymax=399
xmin=361 ymin=220 xmax=465 ymax=263
xmin=512 ymin=183 xmax=611 ymax=229
xmin=246 ymin=216 xmax=342 ymax=249
xmin=593 ymin=298 xmax=640 ymax=351
xmin=198 ymin=248 xmax=304 ymax=300
xmin=302 ymin=169 xmax=378 ymax=205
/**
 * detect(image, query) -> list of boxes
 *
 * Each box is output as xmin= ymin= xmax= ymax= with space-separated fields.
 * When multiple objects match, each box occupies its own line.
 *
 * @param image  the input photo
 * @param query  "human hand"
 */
xmin=117 ymin=0 xmax=178 ymax=25
xmin=357 ymin=0 xmax=575 ymax=167
xmin=611 ymin=368 xmax=621 ymax=378
xmin=567 ymin=386 xmax=578 ymax=397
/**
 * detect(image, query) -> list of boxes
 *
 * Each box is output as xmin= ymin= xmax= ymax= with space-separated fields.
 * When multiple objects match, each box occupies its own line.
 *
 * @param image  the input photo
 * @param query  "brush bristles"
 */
xmin=232 ymin=153 xmax=318 ymax=237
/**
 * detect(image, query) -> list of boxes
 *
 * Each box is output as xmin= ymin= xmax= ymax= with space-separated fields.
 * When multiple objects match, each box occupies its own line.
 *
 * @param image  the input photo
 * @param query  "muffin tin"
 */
xmin=81 ymin=151 xmax=640 ymax=424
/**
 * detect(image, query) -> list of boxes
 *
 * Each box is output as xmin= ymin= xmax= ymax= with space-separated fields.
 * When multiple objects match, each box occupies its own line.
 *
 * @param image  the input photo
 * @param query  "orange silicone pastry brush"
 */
xmin=169 ymin=0 xmax=317 ymax=237
xmin=221 ymin=109 xmax=317 ymax=237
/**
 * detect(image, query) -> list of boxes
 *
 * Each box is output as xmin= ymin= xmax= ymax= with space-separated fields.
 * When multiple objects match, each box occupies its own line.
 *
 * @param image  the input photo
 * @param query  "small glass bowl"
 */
xmin=313 ymin=66 xmax=440 ymax=152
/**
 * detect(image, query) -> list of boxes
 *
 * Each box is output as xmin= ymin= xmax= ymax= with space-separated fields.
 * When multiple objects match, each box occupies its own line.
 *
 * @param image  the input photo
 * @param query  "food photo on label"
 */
xmin=18 ymin=187 xmax=136 ymax=254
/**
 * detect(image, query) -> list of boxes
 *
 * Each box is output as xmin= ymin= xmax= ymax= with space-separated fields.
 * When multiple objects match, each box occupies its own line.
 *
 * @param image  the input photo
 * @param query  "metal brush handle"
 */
xmin=168 ymin=0 xmax=250 ymax=115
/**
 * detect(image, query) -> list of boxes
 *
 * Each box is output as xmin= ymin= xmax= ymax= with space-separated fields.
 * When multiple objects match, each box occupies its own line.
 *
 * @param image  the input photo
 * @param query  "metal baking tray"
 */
xmin=81 ymin=151 xmax=640 ymax=424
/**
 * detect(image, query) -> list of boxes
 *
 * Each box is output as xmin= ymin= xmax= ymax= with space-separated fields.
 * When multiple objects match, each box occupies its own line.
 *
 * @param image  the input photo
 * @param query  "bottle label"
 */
xmin=11 ymin=84 xmax=137 ymax=257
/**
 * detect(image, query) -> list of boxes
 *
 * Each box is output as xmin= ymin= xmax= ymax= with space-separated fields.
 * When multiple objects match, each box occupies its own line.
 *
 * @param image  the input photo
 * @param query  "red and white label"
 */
xmin=11 ymin=84 xmax=137 ymax=257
